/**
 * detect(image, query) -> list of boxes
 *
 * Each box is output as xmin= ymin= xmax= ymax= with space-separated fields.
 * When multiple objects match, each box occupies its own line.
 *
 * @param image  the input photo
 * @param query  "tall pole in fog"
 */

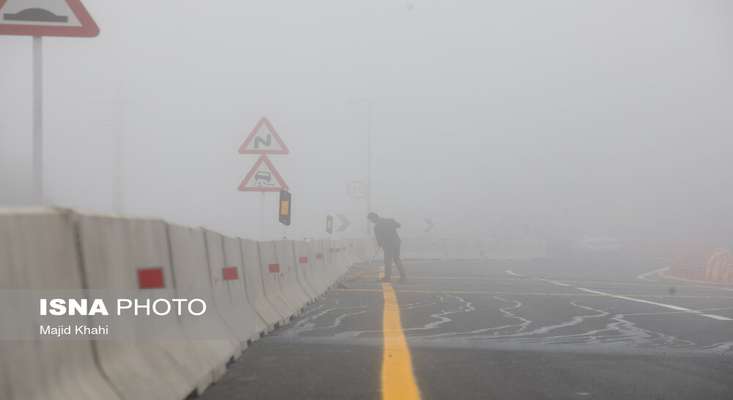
xmin=114 ymin=87 xmax=126 ymax=215
xmin=366 ymin=100 xmax=373 ymax=236
xmin=348 ymin=98 xmax=375 ymax=236
xmin=32 ymin=37 xmax=44 ymax=205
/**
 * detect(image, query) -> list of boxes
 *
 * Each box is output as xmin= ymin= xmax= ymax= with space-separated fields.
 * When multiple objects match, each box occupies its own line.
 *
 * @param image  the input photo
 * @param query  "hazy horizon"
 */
xmin=2 ymin=0 xmax=732 ymax=243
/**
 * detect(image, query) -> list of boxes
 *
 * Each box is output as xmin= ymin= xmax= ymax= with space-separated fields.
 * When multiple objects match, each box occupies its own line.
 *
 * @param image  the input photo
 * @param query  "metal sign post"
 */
xmin=259 ymin=192 xmax=266 ymax=240
xmin=0 ymin=0 xmax=100 ymax=204
xmin=32 ymin=36 xmax=43 ymax=204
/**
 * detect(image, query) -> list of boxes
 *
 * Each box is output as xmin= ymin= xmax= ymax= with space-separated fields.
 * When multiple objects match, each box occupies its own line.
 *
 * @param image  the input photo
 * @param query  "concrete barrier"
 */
xmin=0 ymin=208 xmax=362 ymax=399
xmin=290 ymin=241 xmax=318 ymax=300
xmin=329 ymin=240 xmax=349 ymax=283
xmin=332 ymin=240 xmax=348 ymax=277
xmin=725 ymin=257 xmax=733 ymax=284
xmin=317 ymin=239 xmax=336 ymax=287
xmin=308 ymin=240 xmax=329 ymax=293
xmin=667 ymin=246 xmax=733 ymax=285
xmin=705 ymin=249 xmax=733 ymax=284
xmin=257 ymin=241 xmax=297 ymax=319
xmin=275 ymin=240 xmax=312 ymax=307
xmin=223 ymin=235 xmax=267 ymax=338
xmin=167 ymin=224 xmax=240 ymax=381
xmin=77 ymin=213 xmax=213 ymax=399
xmin=204 ymin=230 xmax=260 ymax=345
xmin=293 ymin=241 xmax=324 ymax=297
xmin=0 ymin=208 xmax=120 ymax=400
xmin=240 ymin=239 xmax=283 ymax=329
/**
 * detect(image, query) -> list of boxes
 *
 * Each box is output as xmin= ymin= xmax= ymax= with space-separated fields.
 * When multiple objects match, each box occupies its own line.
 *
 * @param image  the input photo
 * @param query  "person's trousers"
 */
xmin=383 ymin=244 xmax=406 ymax=279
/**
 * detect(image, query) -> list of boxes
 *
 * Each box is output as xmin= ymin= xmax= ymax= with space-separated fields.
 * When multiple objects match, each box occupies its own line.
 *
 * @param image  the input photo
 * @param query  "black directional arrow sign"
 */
xmin=336 ymin=214 xmax=351 ymax=232
xmin=425 ymin=218 xmax=435 ymax=233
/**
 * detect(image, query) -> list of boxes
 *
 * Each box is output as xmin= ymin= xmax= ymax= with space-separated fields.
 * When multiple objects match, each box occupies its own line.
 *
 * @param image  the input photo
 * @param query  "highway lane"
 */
xmin=199 ymin=256 xmax=733 ymax=399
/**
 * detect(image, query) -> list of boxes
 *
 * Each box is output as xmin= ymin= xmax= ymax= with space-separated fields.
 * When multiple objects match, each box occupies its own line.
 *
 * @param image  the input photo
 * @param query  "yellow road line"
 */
xmin=381 ymin=280 xmax=422 ymax=400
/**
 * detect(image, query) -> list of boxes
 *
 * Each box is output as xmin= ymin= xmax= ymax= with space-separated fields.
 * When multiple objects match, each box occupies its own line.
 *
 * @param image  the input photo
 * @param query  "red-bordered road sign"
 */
xmin=0 ymin=0 xmax=99 ymax=37
xmin=238 ymin=155 xmax=289 ymax=192
xmin=239 ymin=117 xmax=290 ymax=155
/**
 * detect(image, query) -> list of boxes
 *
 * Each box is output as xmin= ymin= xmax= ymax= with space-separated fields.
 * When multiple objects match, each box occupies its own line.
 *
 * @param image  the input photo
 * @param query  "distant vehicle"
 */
xmin=576 ymin=237 xmax=622 ymax=252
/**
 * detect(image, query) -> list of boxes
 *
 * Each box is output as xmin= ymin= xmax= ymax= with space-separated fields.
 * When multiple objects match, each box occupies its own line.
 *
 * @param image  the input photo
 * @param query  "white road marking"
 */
xmin=636 ymin=267 xmax=668 ymax=282
xmin=576 ymin=287 xmax=732 ymax=321
xmin=540 ymin=278 xmax=571 ymax=287
xmin=636 ymin=267 xmax=733 ymax=292
xmin=659 ymin=272 xmax=733 ymax=292
xmin=622 ymin=307 xmax=733 ymax=317
xmin=506 ymin=269 xmax=733 ymax=321
xmin=505 ymin=270 xmax=524 ymax=277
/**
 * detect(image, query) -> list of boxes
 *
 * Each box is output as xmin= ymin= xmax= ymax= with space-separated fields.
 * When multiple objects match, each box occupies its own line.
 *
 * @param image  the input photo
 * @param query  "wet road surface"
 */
xmin=199 ymin=256 xmax=733 ymax=399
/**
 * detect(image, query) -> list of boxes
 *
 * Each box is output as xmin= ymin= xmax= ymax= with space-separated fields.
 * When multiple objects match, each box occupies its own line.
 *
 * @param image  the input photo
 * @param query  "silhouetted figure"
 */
xmin=368 ymin=212 xmax=407 ymax=283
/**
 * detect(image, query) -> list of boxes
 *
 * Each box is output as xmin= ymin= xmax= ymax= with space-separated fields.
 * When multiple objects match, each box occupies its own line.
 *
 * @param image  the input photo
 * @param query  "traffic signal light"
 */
xmin=326 ymin=215 xmax=334 ymax=234
xmin=279 ymin=190 xmax=292 ymax=226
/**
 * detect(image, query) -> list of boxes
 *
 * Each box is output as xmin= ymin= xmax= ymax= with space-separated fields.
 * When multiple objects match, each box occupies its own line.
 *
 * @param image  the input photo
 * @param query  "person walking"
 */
xmin=368 ymin=212 xmax=407 ymax=283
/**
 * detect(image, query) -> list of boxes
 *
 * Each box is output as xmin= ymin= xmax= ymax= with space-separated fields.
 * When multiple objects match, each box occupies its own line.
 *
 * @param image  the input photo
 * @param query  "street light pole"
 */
xmin=32 ymin=36 xmax=44 ymax=205
xmin=366 ymin=100 xmax=373 ymax=235
xmin=347 ymin=98 xmax=375 ymax=236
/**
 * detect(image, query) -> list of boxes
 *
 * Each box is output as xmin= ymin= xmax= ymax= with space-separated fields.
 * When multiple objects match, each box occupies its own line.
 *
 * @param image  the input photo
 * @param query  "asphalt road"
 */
xmin=199 ymin=254 xmax=733 ymax=400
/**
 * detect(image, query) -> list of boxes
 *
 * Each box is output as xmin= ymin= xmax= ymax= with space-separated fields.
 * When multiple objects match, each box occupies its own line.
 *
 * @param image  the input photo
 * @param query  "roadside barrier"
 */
xmin=291 ymin=241 xmax=318 ymax=301
xmin=275 ymin=240 xmax=312 ymax=307
xmin=309 ymin=240 xmax=331 ymax=292
xmin=77 ymin=213 xmax=212 ymax=399
xmin=705 ymin=249 xmax=733 ymax=284
xmin=321 ymin=239 xmax=337 ymax=287
xmin=667 ymin=246 xmax=733 ymax=285
xmin=240 ymin=238 xmax=283 ymax=329
xmin=204 ymin=230 xmax=260 ymax=345
xmin=0 ymin=209 xmax=120 ymax=400
xmin=257 ymin=240 xmax=298 ymax=319
xmin=0 ymin=208 xmax=368 ymax=400
xmin=167 ymin=224 xmax=240 ymax=380
xmin=294 ymin=241 xmax=324 ymax=298
xmin=222 ymin=235 xmax=266 ymax=339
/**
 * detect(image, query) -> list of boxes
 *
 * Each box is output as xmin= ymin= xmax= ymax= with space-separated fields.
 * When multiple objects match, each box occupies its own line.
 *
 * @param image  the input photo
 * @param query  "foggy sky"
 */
xmin=2 ymin=0 xmax=732 ymax=242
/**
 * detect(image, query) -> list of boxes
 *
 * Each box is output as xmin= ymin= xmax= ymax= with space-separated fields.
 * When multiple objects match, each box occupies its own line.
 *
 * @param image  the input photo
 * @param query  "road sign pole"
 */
xmin=32 ymin=36 xmax=44 ymax=205
xmin=259 ymin=192 xmax=265 ymax=240
xmin=1 ymin=1 xmax=99 ymax=205
xmin=114 ymin=97 xmax=124 ymax=214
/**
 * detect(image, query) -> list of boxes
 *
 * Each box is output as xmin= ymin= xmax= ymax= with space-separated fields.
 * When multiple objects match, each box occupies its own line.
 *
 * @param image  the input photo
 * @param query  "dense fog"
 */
xmin=2 ymin=0 xmax=732 ymax=243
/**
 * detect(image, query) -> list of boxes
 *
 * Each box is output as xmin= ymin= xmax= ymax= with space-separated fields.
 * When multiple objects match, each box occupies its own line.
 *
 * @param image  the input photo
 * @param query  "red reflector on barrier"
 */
xmin=268 ymin=263 xmax=280 ymax=273
xmin=223 ymin=266 xmax=239 ymax=280
xmin=138 ymin=267 xmax=164 ymax=289
xmin=299 ymin=256 xmax=308 ymax=264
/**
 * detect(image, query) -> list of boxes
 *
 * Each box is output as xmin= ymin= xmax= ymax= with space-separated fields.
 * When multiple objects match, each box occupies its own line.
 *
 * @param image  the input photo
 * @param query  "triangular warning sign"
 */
xmin=238 ymin=155 xmax=289 ymax=192
xmin=239 ymin=117 xmax=290 ymax=155
xmin=0 ymin=0 xmax=99 ymax=37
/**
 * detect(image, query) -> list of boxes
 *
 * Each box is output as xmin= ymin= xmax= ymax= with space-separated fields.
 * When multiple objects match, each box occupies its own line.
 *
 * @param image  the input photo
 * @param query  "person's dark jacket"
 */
xmin=374 ymin=218 xmax=401 ymax=248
